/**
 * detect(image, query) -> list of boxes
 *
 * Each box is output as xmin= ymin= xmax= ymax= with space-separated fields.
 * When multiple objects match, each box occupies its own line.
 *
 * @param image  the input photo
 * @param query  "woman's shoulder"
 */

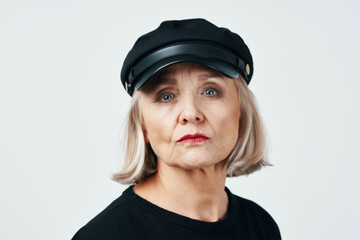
xmin=227 ymin=188 xmax=281 ymax=239
xmin=234 ymin=193 xmax=276 ymax=219
xmin=71 ymin=186 xmax=136 ymax=240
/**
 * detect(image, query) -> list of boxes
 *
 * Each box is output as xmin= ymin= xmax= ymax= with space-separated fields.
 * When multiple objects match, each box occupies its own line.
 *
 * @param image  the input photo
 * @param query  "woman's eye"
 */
xmin=163 ymin=94 xmax=173 ymax=100
xmin=158 ymin=93 xmax=174 ymax=102
xmin=204 ymin=89 xmax=216 ymax=95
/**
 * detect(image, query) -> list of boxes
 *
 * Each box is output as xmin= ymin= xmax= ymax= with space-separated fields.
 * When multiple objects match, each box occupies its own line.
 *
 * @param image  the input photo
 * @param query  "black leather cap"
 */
xmin=121 ymin=18 xmax=253 ymax=96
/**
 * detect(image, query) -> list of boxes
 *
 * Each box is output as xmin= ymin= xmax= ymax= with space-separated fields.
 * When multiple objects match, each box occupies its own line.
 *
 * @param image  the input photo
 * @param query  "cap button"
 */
xmin=125 ymin=81 xmax=129 ymax=92
xmin=245 ymin=64 xmax=251 ymax=75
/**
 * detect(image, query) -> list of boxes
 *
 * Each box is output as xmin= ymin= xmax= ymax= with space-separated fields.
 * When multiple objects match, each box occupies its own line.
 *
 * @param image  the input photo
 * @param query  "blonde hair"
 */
xmin=112 ymin=76 xmax=270 ymax=184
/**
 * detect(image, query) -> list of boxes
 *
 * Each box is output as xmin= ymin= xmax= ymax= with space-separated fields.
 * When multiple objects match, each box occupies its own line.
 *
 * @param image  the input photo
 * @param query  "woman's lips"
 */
xmin=177 ymin=133 xmax=209 ymax=144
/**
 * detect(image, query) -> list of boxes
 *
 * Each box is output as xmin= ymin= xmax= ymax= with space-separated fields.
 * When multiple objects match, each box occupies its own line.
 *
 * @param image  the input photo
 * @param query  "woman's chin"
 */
xmin=160 ymin=156 xmax=226 ymax=172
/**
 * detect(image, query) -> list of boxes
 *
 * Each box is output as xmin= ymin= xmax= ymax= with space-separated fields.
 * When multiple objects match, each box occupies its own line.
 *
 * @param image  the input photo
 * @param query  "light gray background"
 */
xmin=1 ymin=0 xmax=359 ymax=239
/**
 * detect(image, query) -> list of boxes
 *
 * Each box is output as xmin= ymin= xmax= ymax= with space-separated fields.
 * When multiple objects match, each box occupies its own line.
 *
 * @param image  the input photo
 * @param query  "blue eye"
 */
xmin=161 ymin=94 xmax=174 ymax=101
xmin=204 ymin=89 xmax=216 ymax=95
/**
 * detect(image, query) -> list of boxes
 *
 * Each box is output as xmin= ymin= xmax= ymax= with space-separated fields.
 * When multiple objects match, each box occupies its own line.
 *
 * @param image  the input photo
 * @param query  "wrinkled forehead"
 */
xmin=140 ymin=62 xmax=225 ymax=93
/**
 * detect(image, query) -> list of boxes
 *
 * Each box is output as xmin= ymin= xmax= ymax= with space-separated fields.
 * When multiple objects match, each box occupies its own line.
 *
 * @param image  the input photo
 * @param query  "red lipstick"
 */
xmin=177 ymin=133 xmax=209 ymax=144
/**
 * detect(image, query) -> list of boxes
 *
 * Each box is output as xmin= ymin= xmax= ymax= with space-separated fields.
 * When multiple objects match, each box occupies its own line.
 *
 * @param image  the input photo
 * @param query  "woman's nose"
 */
xmin=178 ymin=94 xmax=204 ymax=125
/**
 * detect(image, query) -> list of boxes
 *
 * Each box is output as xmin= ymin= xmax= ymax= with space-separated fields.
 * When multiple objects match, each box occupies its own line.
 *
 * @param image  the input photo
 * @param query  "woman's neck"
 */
xmin=133 ymin=160 xmax=229 ymax=222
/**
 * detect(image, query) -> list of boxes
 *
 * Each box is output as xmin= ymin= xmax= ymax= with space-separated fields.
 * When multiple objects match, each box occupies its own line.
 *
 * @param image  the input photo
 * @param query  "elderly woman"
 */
xmin=72 ymin=18 xmax=281 ymax=239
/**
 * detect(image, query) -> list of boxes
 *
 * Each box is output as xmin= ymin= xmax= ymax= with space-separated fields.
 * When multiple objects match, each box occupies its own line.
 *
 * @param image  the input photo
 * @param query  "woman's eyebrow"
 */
xmin=143 ymin=73 xmax=177 ymax=92
xmin=198 ymin=72 xmax=224 ymax=80
xmin=156 ymin=76 xmax=177 ymax=85
xmin=149 ymin=70 xmax=224 ymax=91
xmin=152 ymin=68 xmax=178 ymax=85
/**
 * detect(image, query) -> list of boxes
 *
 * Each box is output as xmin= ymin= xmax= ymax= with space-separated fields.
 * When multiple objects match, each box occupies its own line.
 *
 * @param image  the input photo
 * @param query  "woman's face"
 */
xmin=139 ymin=63 xmax=241 ymax=170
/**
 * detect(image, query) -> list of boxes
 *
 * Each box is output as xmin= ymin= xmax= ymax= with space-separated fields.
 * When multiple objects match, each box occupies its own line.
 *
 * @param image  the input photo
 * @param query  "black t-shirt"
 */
xmin=72 ymin=185 xmax=281 ymax=239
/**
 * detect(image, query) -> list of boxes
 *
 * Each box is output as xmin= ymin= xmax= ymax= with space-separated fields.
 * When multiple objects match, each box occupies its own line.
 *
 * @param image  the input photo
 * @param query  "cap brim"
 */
xmin=134 ymin=55 xmax=241 ymax=91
